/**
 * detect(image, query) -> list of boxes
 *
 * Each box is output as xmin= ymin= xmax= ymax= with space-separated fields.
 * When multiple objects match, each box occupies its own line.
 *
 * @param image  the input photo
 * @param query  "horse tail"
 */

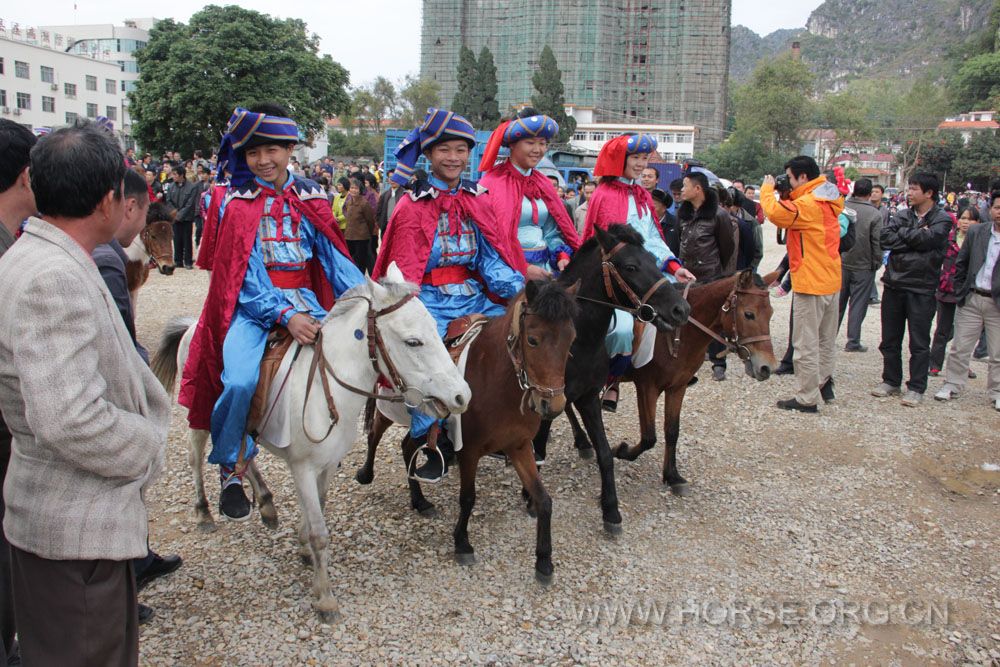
xmin=151 ymin=316 xmax=196 ymax=395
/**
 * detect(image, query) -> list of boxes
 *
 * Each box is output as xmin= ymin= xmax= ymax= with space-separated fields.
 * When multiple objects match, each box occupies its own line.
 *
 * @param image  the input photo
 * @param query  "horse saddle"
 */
xmin=248 ymin=327 xmax=295 ymax=432
xmin=444 ymin=314 xmax=488 ymax=364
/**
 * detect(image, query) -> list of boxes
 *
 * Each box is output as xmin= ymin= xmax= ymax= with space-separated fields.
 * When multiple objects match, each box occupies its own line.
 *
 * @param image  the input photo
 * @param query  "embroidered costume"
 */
xmin=477 ymin=115 xmax=580 ymax=272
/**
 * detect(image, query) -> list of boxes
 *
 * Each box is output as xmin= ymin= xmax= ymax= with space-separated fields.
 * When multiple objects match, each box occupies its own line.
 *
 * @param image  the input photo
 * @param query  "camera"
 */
xmin=774 ymin=174 xmax=793 ymax=198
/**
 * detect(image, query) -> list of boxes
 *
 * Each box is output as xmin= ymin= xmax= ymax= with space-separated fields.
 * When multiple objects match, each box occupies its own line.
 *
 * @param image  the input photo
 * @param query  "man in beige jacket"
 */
xmin=0 ymin=121 xmax=169 ymax=666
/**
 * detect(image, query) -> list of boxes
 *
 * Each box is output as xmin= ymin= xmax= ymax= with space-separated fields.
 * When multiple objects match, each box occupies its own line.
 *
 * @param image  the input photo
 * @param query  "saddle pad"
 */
xmin=631 ymin=320 xmax=657 ymax=369
xmin=248 ymin=328 xmax=294 ymax=431
xmin=258 ymin=344 xmax=299 ymax=449
xmin=376 ymin=332 xmax=478 ymax=453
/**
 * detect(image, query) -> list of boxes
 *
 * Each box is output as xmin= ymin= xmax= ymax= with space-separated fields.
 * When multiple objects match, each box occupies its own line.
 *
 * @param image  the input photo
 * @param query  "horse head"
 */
xmin=144 ymin=201 xmax=176 ymax=275
xmin=365 ymin=262 xmax=471 ymax=418
xmin=568 ymin=224 xmax=691 ymax=331
xmin=721 ymin=269 xmax=778 ymax=381
xmin=510 ymin=279 xmax=579 ymax=419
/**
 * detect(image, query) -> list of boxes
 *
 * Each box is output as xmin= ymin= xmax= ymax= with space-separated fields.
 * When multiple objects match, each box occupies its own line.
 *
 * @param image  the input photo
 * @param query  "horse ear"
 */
xmin=366 ymin=273 xmax=387 ymax=301
xmin=384 ymin=261 xmax=405 ymax=284
xmin=737 ymin=269 xmax=752 ymax=289
xmin=593 ymin=225 xmax=613 ymax=251
xmin=524 ymin=278 xmax=540 ymax=303
xmin=565 ymin=279 xmax=581 ymax=296
xmin=761 ymin=270 xmax=780 ymax=286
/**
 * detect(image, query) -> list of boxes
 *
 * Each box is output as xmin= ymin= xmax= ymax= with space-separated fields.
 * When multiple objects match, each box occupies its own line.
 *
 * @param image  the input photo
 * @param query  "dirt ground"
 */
xmin=134 ymin=235 xmax=999 ymax=666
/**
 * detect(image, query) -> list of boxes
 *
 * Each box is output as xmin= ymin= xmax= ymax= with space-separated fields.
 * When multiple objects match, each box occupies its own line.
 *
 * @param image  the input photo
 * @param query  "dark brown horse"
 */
xmin=610 ymin=269 xmax=779 ymax=493
xmin=125 ymin=201 xmax=175 ymax=304
xmin=356 ymin=279 xmax=578 ymax=583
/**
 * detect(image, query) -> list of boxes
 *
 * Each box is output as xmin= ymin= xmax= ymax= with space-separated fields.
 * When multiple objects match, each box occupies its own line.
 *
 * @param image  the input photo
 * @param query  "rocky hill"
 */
xmin=730 ymin=0 xmax=993 ymax=90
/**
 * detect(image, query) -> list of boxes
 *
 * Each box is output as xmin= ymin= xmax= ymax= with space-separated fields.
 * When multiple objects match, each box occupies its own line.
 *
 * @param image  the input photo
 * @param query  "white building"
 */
xmin=565 ymin=107 xmax=695 ymax=161
xmin=0 ymin=17 xmax=153 ymax=144
xmin=937 ymin=110 xmax=999 ymax=145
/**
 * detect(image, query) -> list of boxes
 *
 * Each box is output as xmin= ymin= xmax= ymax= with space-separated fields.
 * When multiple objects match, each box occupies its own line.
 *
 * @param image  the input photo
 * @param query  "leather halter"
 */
xmin=505 ymin=296 xmax=566 ymax=414
xmin=139 ymin=225 xmax=169 ymax=271
xmin=575 ymin=241 xmax=669 ymax=323
xmin=302 ymin=293 xmax=416 ymax=443
xmin=673 ymin=281 xmax=772 ymax=361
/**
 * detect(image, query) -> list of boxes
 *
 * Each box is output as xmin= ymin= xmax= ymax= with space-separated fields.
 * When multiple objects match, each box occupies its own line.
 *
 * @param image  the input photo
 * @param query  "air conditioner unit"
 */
xmin=13 ymin=109 xmax=21 ymax=116
xmin=51 ymin=84 xmax=59 ymax=91
xmin=1 ymin=107 xmax=9 ymax=114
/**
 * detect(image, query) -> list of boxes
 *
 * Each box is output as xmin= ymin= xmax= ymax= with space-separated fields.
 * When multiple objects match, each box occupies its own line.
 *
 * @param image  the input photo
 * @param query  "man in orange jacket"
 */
xmin=761 ymin=156 xmax=844 ymax=412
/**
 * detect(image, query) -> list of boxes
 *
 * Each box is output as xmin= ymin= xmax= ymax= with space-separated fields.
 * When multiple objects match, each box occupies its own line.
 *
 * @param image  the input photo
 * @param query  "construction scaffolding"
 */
xmin=420 ymin=0 xmax=732 ymax=148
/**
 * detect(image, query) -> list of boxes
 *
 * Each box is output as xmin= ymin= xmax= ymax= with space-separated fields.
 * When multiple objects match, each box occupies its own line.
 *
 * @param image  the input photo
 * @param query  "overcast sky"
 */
xmin=9 ymin=0 xmax=824 ymax=86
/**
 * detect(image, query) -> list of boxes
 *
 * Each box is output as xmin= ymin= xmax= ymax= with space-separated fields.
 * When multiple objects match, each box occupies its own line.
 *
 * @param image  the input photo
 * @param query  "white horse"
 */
xmin=152 ymin=263 xmax=471 ymax=619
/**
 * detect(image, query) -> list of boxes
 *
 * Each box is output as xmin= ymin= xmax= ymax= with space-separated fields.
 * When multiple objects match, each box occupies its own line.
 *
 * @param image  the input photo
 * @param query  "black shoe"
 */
xmin=136 ymin=554 xmax=183 ymax=591
xmin=138 ymin=603 xmax=154 ymax=625
xmin=844 ymin=344 xmax=867 ymax=353
xmin=776 ymin=398 xmax=817 ymax=413
xmin=712 ymin=366 xmax=726 ymax=381
xmin=687 ymin=375 xmax=699 ymax=386
xmin=413 ymin=448 xmax=448 ymax=483
xmin=219 ymin=483 xmax=251 ymax=522
xmin=774 ymin=363 xmax=794 ymax=376
xmin=869 ymin=298 xmax=880 ymax=305
xmin=819 ymin=378 xmax=835 ymax=404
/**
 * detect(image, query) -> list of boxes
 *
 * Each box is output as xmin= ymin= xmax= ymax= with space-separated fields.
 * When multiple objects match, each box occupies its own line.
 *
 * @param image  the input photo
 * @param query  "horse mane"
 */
xmin=147 ymin=200 xmax=177 ymax=224
xmin=526 ymin=279 xmax=579 ymax=322
xmin=324 ymin=278 xmax=419 ymax=322
xmin=574 ymin=223 xmax=645 ymax=257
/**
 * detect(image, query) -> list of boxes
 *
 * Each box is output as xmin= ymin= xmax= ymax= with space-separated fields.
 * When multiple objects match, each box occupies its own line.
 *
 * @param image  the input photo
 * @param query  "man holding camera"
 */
xmin=761 ymin=156 xmax=844 ymax=413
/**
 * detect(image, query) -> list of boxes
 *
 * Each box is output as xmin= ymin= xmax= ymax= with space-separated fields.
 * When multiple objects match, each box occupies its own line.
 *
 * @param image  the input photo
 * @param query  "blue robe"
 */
xmin=513 ymin=165 xmax=573 ymax=271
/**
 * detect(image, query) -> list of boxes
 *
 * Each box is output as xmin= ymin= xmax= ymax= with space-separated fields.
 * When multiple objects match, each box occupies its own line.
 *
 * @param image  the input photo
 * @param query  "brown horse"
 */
xmin=356 ymin=279 xmax=578 ymax=583
xmin=605 ymin=269 xmax=779 ymax=494
xmin=125 ymin=201 xmax=175 ymax=304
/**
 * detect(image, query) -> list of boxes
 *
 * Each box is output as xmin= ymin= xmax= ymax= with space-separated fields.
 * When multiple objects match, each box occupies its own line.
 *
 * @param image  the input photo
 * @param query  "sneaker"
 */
xmin=819 ymin=378 xmax=835 ymax=403
xmin=844 ymin=344 xmax=868 ymax=353
xmin=712 ymin=366 xmax=726 ymax=381
xmin=601 ymin=387 xmax=619 ymax=413
xmin=871 ymin=383 xmax=901 ymax=398
xmin=774 ymin=363 xmax=794 ymax=376
xmin=776 ymin=398 xmax=817 ymax=413
xmin=413 ymin=449 xmax=447 ymax=483
xmin=928 ymin=367 xmax=940 ymax=377
xmin=869 ymin=298 xmax=881 ymax=305
xmin=900 ymin=390 xmax=923 ymax=407
xmin=993 ymin=397 xmax=1000 ymax=412
xmin=774 ymin=285 xmax=789 ymax=297
xmin=968 ymin=369 xmax=977 ymax=379
xmin=933 ymin=383 xmax=960 ymax=401
xmin=219 ymin=483 xmax=251 ymax=522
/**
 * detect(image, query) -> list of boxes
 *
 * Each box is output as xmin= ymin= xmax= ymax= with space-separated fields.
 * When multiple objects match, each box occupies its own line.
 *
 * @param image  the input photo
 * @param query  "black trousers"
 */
xmin=879 ymin=285 xmax=936 ymax=393
xmin=347 ymin=239 xmax=373 ymax=275
xmin=0 ymin=418 xmax=14 ymax=664
xmin=194 ymin=216 xmax=204 ymax=246
xmin=11 ymin=547 xmax=138 ymax=667
xmin=708 ymin=340 xmax=727 ymax=370
xmin=173 ymin=220 xmax=194 ymax=268
xmin=838 ymin=268 xmax=875 ymax=348
xmin=929 ymin=300 xmax=957 ymax=371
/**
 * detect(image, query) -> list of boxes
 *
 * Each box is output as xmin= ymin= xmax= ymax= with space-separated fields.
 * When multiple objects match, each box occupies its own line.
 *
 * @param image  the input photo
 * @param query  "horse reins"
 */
xmin=673 ymin=281 xmax=772 ymax=361
xmin=505 ymin=297 xmax=565 ymax=415
xmin=574 ymin=241 xmax=669 ymax=323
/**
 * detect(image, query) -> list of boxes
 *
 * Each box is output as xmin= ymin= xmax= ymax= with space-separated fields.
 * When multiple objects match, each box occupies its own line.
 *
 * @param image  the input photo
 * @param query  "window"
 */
xmin=42 ymin=96 xmax=55 ymax=113
xmin=86 ymin=75 xmax=97 ymax=91
xmin=573 ymin=132 xmax=587 ymax=141
xmin=16 ymin=93 xmax=31 ymax=110
xmin=41 ymin=66 xmax=54 ymax=83
xmin=65 ymin=111 xmax=78 ymax=124
xmin=105 ymin=106 xmax=117 ymax=121
xmin=0 ymin=90 xmax=6 ymax=107
xmin=64 ymin=82 xmax=77 ymax=97
xmin=122 ymin=81 xmax=137 ymax=93
xmin=0 ymin=58 xmax=4 ymax=75
xmin=86 ymin=103 xmax=98 ymax=118
xmin=106 ymin=78 xmax=116 ymax=94
xmin=15 ymin=61 xmax=29 ymax=79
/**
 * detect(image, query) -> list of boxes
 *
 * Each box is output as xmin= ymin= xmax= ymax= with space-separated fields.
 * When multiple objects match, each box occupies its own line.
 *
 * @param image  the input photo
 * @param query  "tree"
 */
xmin=351 ymin=77 xmax=397 ymax=134
xmin=398 ymin=76 xmax=441 ymax=128
xmin=130 ymin=6 xmax=349 ymax=155
xmin=815 ymin=90 xmax=874 ymax=164
xmin=952 ymin=51 xmax=1000 ymax=111
xmin=452 ymin=46 xmax=479 ymax=121
xmin=475 ymin=47 xmax=500 ymax=126
xmin=917 ymin=133 xmax=964 ymax=185
xmin=327 ymin=129 xmax=383 ymax=160
xmin=951 ymin=131 xmax=1000 ymax=191
xmin=531 ymin=45 xmax=576 ymax=143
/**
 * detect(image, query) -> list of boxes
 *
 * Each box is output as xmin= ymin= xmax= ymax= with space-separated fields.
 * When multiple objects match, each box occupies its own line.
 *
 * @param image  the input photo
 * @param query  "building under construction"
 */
xmin=420 ymin=0 xmax=732 ymax=148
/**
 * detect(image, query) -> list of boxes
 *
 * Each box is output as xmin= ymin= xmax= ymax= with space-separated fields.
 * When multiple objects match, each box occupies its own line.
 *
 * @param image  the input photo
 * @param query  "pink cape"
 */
xmin=372 ymin=183 xmax=526 ymax=286
xmin=178 ymin=178 xmax=351 ymax=430
xmin=478 ymin=160 xmax=581 ymax=262
xmin=582 ymin=179 xmax=665 ymax=242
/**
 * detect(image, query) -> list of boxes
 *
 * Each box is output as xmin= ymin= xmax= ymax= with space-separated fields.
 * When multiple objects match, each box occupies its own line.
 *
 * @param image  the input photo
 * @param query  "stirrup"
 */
xmin=406 ymin=443 xmax=447 ymax=484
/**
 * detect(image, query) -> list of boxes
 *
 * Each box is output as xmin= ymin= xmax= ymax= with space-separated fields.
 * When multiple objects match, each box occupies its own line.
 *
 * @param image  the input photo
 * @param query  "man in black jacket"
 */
xmin=934 ymin=191 xmax=1000 ymax=410
xmin=838 ymin=179 xmax=882 ymax=352
xmin=375 ymin=171 xmax=404 ymax=237
xmin=164 ymin=165 xmax=199 ymax=269
xmin=872 ymin=173 xmax=952 ymax=406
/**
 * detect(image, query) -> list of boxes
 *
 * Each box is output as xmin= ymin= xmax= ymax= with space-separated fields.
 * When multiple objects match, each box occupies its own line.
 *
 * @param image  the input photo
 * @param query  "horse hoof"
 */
xmin=317 ymin=609 xmax=340 ymax=624
xmin=670 ymin=483 xmax=691 ymax=498
xmin=300 ymin=553 xmax=313 ymax=567
xmin=455 ymin=551 xmax=476 ymax=566
xmin=535 ymin=568 xmax=554 ymax=586
xmin=197 ymin=521 xmax=217 ymax=534
xmin=577 ymin=446 xmax=594 ymax=460
xmin=613 ymin=443 xmax=629 ymax=460
xmin=603 ymin=520 xmax=623 ymax=536
xmin=260 ymin=511 xmax=279 ymax=531
xmin=525 ymin=503 xmax=538 ymax=519
xmin=415 ymin=503 xmax=438 ymax=518
xmin=354 ymin=467 xmax=374 ymax=485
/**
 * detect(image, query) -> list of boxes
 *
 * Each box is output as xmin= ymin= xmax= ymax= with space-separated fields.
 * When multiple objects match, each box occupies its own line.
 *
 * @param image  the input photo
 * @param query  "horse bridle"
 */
xmin=139 ymin=225 xmax=171 ymax=271
xmin=505 ymin=297 xmax=566 ymax=414
xmin=574 ymin=241 xmax=669 ymax=323
xmin=677 ymin=281 xmax=772 ymax=361
xmin=302 ymin=293 xmax=418 ymax=443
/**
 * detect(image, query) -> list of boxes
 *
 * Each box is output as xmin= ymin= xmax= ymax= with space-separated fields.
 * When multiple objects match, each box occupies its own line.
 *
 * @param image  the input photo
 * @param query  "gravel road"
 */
xmin=134 ymin=236 xmax=999 ymax=666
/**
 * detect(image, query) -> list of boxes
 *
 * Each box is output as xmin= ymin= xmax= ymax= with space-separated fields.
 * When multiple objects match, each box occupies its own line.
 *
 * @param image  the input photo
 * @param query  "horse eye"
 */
xmin=405 ymin=338 xmax=423 ymax=347
xmin=624 ymin=264 xmax=638 ymax=272
xmin=527 ymin=336 xmax=539 ymax=347
xmin=744 ymin=311 xmax=755 ymax=320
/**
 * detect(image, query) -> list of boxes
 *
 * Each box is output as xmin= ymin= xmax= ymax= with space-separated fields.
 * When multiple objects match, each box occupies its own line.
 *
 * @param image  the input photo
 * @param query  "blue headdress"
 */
xmin=216 ymin=107 xmax=299 ymax=187
xmin=478 ymin=114 xmax=560 ymax=172
xmin=391 ymin=108 xmax=476 ymax=186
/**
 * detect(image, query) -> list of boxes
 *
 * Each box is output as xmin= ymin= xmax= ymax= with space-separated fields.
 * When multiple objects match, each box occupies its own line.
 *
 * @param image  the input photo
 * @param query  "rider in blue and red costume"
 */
xmin=372 ymin=108 xmax=526 ymax=482
xmin=179 ymin=104 xmax=364 ymax=521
